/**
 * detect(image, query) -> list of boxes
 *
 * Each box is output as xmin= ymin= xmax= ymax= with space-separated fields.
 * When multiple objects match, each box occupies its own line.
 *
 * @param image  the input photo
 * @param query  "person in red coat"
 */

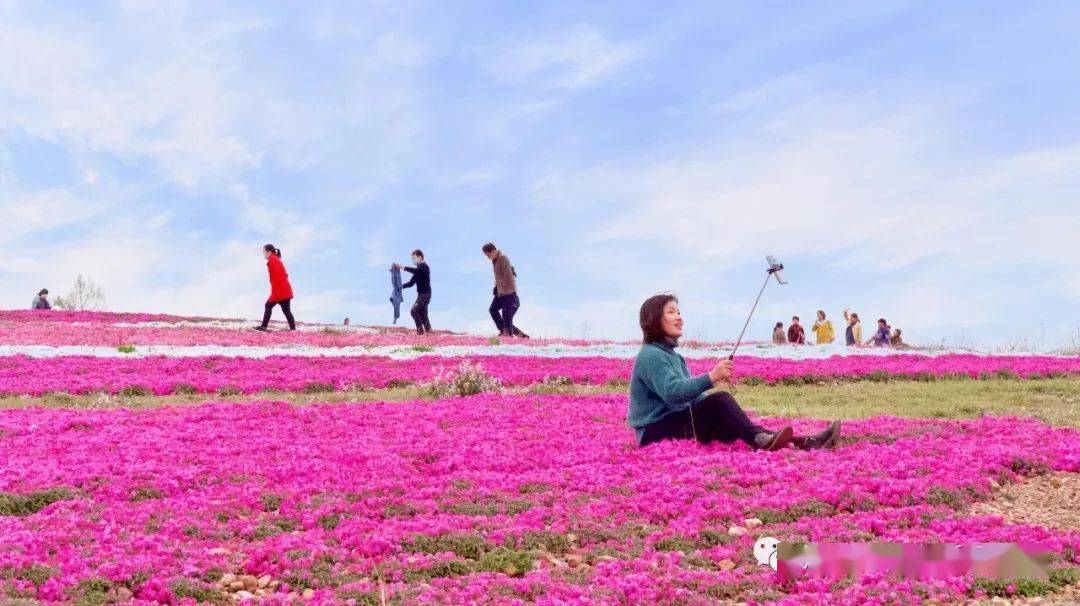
xmin=255 ymin=243 xmax=296 ymax=331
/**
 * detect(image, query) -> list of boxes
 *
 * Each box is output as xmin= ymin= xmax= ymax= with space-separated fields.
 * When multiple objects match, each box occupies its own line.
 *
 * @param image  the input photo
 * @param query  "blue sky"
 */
xmin=1 ymin=1 xmax=1078 ymax=348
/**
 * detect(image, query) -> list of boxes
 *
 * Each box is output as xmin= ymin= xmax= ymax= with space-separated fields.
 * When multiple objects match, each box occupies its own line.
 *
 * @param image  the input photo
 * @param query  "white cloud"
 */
xmin=487 ymin=24 xmax=639 ymax=90
xmin=0 ymin=189 xmax=99 ymax=242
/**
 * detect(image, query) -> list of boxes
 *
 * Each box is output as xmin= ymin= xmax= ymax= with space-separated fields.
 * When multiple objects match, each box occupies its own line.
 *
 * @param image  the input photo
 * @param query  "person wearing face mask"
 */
xmin=393 ymin=249 xmax=432 ymax=335
xmin=627 ymin=294 xmax=841 ymax=450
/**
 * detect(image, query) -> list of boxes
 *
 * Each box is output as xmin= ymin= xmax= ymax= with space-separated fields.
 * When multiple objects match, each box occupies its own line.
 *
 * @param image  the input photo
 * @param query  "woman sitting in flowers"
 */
xmin=628 ymin=294 xmax=841 ymax=450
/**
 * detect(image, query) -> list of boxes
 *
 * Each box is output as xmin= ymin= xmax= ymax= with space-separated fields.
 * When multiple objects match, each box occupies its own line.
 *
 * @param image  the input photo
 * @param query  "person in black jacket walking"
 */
xmin=395 ymin=249 xmax=432 ymax=335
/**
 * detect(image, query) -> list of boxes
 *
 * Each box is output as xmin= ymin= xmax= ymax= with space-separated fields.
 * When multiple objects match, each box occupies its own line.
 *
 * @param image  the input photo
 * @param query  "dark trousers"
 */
xmin=489 ymin=293 xmax=520 ymax=336
xmin=411 ymin=293 xmax=432 ymax=334
xmin=639 ymin=392 xmax=766 ymax=447
xmin=262 ymin=298 xmax=296 ymax=330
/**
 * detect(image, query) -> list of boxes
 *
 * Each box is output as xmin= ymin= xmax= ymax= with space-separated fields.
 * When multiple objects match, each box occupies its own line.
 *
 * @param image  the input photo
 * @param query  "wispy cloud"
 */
xmin=487 ymin=24 xmax=639 ymax=90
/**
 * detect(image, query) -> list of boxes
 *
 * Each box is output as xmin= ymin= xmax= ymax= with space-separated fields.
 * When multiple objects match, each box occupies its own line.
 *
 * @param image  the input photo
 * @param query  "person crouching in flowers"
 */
xmin=627 ymin=294 xmax=841 ymax=450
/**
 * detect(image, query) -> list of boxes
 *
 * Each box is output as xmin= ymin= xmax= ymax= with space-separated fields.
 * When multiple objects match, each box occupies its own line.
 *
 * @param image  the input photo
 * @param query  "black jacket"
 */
xmin=402 ymin=262 xmax=431 ymax=294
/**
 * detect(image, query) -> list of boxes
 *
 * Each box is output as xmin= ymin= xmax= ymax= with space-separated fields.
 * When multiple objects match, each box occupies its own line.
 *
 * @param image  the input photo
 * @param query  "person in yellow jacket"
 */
xmin=811 ymin=310 xmax=834 ymax=345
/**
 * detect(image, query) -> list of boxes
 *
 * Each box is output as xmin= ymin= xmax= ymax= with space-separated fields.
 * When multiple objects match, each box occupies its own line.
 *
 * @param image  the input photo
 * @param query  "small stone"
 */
xmin=302 ymin=588 xmax=315 ymax=599
xmin=229 ymin=581 xmax=245 ymax=591
xmin=269 ymin=580 xmax=281 ymax=589
xmin=116 ymin=587 xmax=133 ymax=601
xmin=1050 ymin=477 xmax=1062 ymax=488
xmin=728 ymin=525 xmax=747 ymax=536
xmin=718 ymin=558 xmax=736 ymax=571
xmin=235 ymin=591 xmax=254 ymax=601
xmin=743 ymin=518 xmax=763 ymax=528
xmin=987 ymin=478 xmax=1000 ymax=490
xmin=240 ymin=575 xmax=259 ymax=590
xmin=219 ymin=573 xmax=237 ymax=586
xmin=565 ymin=554 xmax=584 ymax=568
xmin=567 ymin=533 xmax=578 ymax=543
xmin=257 ymin=575 xmax=271 ymax=588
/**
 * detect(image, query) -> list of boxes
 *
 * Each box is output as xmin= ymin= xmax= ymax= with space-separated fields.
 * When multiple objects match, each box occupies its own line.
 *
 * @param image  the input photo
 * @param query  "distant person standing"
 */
xmin=394 ymin=249 xmax=432 ymax=335
xmin=867 ymin=318 xmax=891 ymax=347
xmin=255 ymin=244 xmax=296 ymax=332
xmin=843 ymin=309 xmax=862 ymax=347
xmin=482 ymin=242 xmax=527 ymax=338
xmin=31 ymin=289 xmax=51 ymax=310
xmin=812 ymin=310 xmax=834 ymax=345
xmin=772 ymin=322 xmax=787 ymax=344
xmin=787 ymin=316 xmax=805 ymax=345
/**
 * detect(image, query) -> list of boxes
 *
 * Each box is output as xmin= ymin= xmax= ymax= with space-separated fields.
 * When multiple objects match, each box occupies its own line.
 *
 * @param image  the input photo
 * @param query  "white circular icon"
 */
xmin=754 ymin=536 xmax=780 ymax=571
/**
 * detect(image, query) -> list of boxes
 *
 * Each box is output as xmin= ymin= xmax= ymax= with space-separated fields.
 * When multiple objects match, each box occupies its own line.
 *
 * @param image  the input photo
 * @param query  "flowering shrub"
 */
xmin=1 ymin=397 xmax=1078 ymax=604
xmin=422 ymin=361 xmax=503 ymax=398
xmin=0 ymin=353 xmax=1076 ymax=396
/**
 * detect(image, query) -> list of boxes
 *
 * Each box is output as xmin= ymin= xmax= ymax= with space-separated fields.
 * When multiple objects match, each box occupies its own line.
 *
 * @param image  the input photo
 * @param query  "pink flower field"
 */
xmin=3 ymin=397 xmax=1080 ymax=605
xmin=0 ymin=353 xmax=1077 ymax=397
xmin=2 ymin=312 xmax=1079 ymax=605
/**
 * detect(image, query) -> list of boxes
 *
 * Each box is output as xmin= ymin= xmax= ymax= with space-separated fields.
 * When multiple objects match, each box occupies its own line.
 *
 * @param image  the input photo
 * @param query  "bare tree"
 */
xmin=53 ymin=274 xmax=106 ymax=311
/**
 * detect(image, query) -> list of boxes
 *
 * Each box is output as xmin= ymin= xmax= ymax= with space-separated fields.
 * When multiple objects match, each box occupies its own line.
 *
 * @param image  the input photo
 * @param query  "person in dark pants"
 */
xmin=255 ymin=243 xmax=296 ymax=331
xmin=395 ymin=249 xmax=432 ymax=335
xmin=628 ymin=293 xmax=841 ymax=450
xmin=482 ymin=242 xmax=527 ymax=338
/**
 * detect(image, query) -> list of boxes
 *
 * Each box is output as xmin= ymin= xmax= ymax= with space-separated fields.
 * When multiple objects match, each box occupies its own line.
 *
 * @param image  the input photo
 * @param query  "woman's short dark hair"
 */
xmin=38 ymin=289 xmax=49 ymax=296
xmin=412 ymin=249 xmax=424 ymax=259
xmin=640 ymin=293 xmax=678 ymax=344
xmin=774 ymin=322 xmax=783 ymax=329
xmin=263 ymin=243 xmax=282 ymax=257
xmin=481 ymin=242 xmax=496 ymax=253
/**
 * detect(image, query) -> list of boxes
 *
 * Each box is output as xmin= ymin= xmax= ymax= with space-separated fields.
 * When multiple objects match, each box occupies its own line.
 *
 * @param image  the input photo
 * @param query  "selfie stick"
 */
xmin=724 ymin=257 xmax=787 ymax=393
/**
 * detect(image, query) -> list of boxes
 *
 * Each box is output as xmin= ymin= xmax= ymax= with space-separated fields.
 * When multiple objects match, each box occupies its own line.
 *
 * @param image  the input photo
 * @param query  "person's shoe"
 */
xmin=793 ymin=420 xmax=842 ymax=450
xmin=252 ymin=326 xmax=268 ymax=332
xmin=753 ymin=426 xmax=793 ymax=451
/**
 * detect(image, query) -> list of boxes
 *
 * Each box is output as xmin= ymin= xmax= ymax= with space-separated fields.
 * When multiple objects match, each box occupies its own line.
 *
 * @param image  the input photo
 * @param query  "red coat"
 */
xmin=266 ymin=254 xmax=294 ymax=302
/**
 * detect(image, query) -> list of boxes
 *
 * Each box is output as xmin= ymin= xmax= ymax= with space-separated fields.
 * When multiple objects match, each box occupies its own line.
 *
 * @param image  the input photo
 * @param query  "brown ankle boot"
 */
xmin=793 ymin=420 xmax=842 ymax=450
xmin=754 ymin=426 xmax=793 ymax=451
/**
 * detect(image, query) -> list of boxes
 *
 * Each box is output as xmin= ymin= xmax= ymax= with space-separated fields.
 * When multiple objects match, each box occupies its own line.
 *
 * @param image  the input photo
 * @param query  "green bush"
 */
xmin=866 ymin=370 xmax=891 ymax=383
xmin=654 ymin=536 xmax=696 ymax=553
xmin=129 ymin=486 xmax=164 ymax=502
xmin=302 ymin=382 xmax=336 ymax=394
xmin=116 ymin=344 xmax=136 ymax=354
xmin=476 ymin=547 xmax=534 ymax=576
xmin=118 ymin=385 xmax=150 ymax=397
xmin=406 ymin=533 xmax=490 ymax=559
xmin=0 ymin=488 xmax=73 ymax=516
xmin=260 ymin=493 xmax=283 ymax=511
xmin=740 ymin=375 xmax=765 ymax=386
xmin=171 ymin=383 xmax=199 ymax=395
xmin=318 ymin=513 xmax=342 ymax=531
xmin=170 ymin=579 xmax=228 ymax=605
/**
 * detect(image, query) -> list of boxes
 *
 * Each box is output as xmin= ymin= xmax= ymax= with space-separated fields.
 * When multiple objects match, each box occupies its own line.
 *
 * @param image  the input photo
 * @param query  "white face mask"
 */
xmin=412 ymin=257 xmax=422 ymax=264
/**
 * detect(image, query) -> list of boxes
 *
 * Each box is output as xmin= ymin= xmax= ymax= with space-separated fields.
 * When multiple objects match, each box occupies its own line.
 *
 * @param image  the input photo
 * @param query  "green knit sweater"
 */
xmin=627 ymin=340 xmax=713 ymax=444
